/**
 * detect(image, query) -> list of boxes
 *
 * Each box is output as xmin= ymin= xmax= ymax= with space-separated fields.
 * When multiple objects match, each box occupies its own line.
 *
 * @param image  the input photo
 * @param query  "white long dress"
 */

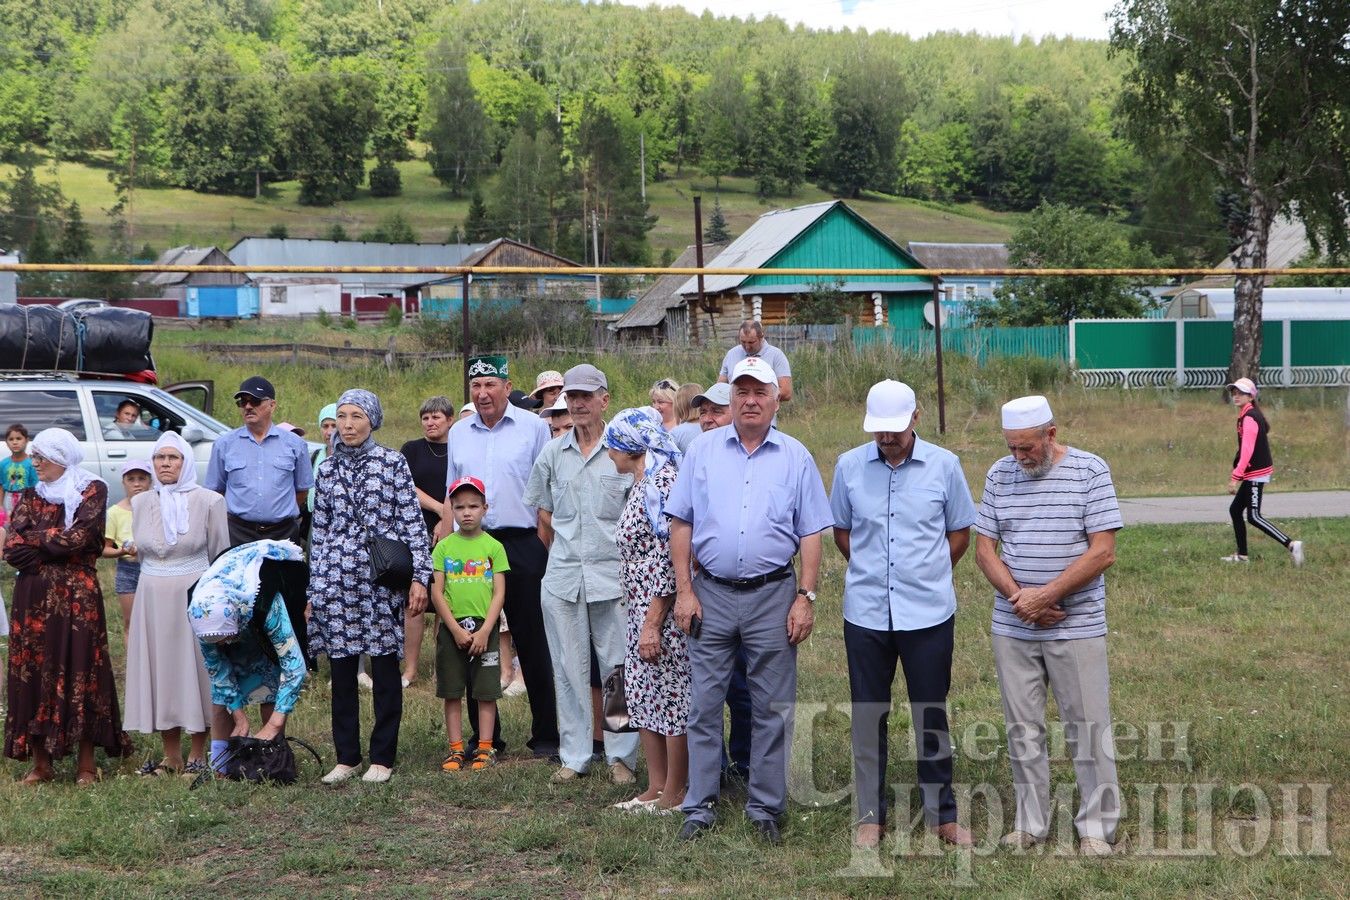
xmin=123 ymin=488 xmax=228 ymax=734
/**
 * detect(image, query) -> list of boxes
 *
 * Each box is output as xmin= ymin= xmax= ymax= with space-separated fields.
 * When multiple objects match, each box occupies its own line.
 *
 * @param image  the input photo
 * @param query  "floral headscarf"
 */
xmin=603 ymin=406 xmax=681 ymax=538
xmin=333 ymin=389 xmax=382 ymax=456
xmin=31 ymin=428 xmax=104 ymax=530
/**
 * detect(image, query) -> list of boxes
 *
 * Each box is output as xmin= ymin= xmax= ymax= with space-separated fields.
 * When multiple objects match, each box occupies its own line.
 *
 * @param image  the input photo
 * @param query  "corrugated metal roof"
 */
xmin=1167 ymin=214 xmax=1328 ymax=296
xmin=227 ymin=237 xmax=487 ymax=288
xmin=614 ymin=242 xmax=728 ymax=330
xmin=137 ymin=246 xmax=223 ymax=286
xmin=907 ymin=242 xmax=1009 ymax=270
xmin=674 ymin=201 xmax=839 ymax=296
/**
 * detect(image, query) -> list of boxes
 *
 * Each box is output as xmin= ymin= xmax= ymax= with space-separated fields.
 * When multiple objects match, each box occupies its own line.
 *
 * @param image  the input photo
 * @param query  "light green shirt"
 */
xmin=523 ymin=429 xmax=631 ymax=604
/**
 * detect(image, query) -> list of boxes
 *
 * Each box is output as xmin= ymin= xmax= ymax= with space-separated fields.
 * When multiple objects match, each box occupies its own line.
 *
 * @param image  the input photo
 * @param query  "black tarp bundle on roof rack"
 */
xmin=0 ymin=305 xmax=153 ymax=374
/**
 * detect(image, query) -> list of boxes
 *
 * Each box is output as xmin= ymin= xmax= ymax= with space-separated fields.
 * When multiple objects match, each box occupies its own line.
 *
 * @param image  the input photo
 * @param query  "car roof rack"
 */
xmin=0 ymin=371 xmax=80 ymax=382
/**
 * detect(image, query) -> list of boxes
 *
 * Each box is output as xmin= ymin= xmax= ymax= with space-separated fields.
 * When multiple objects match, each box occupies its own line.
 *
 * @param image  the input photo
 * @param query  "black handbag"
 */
xmin=367 ymin=528 xmax=415 ymax=590
xmin=601 ymin=664 xmax=638 ymax=734
xmin=191 ymin=735 xmax=323 ymax=789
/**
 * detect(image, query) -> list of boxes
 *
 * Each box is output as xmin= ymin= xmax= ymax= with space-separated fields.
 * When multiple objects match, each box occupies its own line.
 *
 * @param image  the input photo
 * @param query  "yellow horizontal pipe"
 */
xmin=2 ymin=264 xmax=1350 ymax=278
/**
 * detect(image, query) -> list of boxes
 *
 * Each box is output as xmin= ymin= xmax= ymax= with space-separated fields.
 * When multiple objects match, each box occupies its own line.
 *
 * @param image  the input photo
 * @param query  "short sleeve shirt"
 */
xmin=719 ymin=341 xmax=792 ymax=381
xmin=830 ymin=437 xmax=976 ymax=631
xmin=432 ymin=531 xmax=510 ymax=619
xmin=975 ymin=447 xmax=1123 ymax=641
xmin=666 ymin=425 xmax=832 ymax=579
xmin=203 ymin=426 xmax=314 ymax=521
xmin=106 ymin=502 xmax=134 ymax=548
xmin=2 ymin=457 xmax=37 ymax=494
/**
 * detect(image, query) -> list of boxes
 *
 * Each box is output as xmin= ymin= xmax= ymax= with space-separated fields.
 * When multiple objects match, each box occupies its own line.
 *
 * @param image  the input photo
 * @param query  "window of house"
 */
xmin=268 ymin=286 xmax=287 ymax=304
xmin=964 ymin=284 xmax=978 ymax=300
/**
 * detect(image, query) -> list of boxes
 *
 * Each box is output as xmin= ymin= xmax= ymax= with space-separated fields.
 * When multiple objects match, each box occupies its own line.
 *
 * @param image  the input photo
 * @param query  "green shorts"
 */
xmin=435 ymin=618 xmax=503 ymax=702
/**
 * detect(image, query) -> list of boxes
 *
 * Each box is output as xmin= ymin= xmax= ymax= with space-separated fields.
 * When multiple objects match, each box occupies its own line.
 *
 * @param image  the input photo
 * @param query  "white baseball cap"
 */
xmin=730 ymin=356 xmax=776 ymax=385
xmin=863 ymin=380 xmax=916 ymax=432
xmin=692 ymin=383 xmax=732 ymax=407
xmin=541 ymin=394 xmax=569 ymax=417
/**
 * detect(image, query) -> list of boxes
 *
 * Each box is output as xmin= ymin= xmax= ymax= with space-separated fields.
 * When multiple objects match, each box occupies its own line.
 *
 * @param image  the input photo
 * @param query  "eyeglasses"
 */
xmin=30 ymin=451 xmax=49 ymax=464
xmin=235 ymin=396 xmax=268 ymax=408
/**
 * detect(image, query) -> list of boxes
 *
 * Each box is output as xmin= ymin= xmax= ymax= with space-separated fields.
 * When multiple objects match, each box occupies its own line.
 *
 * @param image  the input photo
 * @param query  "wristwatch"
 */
xmin=797 ymin=588 xmax=816 ymax=604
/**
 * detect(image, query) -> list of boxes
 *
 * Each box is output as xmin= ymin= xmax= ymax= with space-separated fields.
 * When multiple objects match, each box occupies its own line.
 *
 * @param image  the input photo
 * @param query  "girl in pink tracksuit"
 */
xmin=1224 ymin=378 xmax=1304 ymax=565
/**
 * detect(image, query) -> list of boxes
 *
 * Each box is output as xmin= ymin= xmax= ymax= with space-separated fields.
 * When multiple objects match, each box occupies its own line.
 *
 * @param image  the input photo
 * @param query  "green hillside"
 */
xmin=4 ymin=152 xmax=1018 ymax=260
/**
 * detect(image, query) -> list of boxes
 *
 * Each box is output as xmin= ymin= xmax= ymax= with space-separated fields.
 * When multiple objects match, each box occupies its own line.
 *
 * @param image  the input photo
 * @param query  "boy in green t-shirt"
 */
xmin=430 ymin=476 xmax=510 ymax=772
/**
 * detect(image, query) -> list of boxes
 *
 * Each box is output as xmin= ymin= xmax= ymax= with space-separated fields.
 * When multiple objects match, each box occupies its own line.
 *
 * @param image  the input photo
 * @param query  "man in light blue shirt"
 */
xmin=523 ymin=363 xmax=638 ymax=783
xmin=830 ymin=380 xmax=976 ymax=851
xmin=440 ymin=354 xmax=558 ymax=760
xmin=204 ymin=375 xmax=314 ymax=547
xmin=668 ymin=356 xmax=832 ymax=845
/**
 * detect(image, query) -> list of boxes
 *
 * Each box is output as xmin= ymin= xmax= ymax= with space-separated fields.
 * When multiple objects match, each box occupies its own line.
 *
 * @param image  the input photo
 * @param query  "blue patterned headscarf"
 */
xmin=334 ymin=389 xmax=382 ymax=456
xmin=603 ymin=406 xmax=681 ymax=538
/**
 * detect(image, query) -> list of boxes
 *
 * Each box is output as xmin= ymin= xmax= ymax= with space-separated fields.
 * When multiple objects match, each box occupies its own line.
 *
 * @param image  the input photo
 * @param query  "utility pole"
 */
xmin=691 ymin=195 xmax=704 ymax=347
xmin=639 ymin=133 xmax=646 ymax=203
xmin=592 ymin=209 xmax=601 ymax=307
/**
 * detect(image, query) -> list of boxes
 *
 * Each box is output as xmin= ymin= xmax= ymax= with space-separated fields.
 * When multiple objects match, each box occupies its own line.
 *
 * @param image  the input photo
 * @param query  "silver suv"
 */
xmin=1 ymin=374 xmax=239 ymax=503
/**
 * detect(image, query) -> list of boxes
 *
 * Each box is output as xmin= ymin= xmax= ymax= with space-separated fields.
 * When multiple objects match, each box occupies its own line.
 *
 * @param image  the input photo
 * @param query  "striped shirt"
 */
xmin=975 ymin=447 xmax=1122 ymax=642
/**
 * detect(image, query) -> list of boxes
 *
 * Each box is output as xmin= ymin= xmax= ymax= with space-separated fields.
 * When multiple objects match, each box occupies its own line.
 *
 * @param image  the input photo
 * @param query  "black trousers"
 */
xmin=469 ymin=528 xmax=559 ymax=755
xmin=845 ymin=615 xmax=958 ymax=827
xmin=227 ymin=513 xmax=302 ymax=549
xmin=1229 ymin=480 xmax=1291 ymax=556
xmin=330 ymin=653 xmax=402 ymax=767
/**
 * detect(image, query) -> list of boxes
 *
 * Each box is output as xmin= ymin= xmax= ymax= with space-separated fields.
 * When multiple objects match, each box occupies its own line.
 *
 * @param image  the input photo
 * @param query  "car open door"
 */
xmin=165 ymin=380 xmax=215 ymax=415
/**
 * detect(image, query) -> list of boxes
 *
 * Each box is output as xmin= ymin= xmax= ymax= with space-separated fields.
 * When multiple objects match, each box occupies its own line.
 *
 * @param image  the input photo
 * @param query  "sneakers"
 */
xmin=1290 ymin=540 xmax=1305 ymax=567
xmin=503 ymin=679 xmax=527 ymax=698
xmin=609 ymin=760 xmax=637 ymax=785
xmin=356 ymin=672 xmax=374 ymax=690
xmin=551 ymin=766 xmax=585 ymax=783
xmin=1220 ymin=553 xmax=1250 ymax=563
xmin=321 ymin=763 xmax=361 ymax=784
xmin=362 ymin=764 xmax=393 ymax=783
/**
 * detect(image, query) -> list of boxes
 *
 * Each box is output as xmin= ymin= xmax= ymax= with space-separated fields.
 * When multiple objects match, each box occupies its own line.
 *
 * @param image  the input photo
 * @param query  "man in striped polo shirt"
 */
xmin=974 ymin=395 xmax=1123 ymax=857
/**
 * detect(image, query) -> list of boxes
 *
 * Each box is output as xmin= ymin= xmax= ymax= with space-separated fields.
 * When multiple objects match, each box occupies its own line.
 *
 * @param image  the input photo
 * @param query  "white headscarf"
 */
xmin=152 ymin=431 xmax=198 ymax=546
xmin=31 ymin=428 xmax=104 ymax=531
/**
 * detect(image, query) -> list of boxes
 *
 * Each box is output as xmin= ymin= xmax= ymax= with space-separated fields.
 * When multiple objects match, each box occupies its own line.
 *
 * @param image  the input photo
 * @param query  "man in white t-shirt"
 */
xmin=717 ymin=319 xmax=792 ymax=403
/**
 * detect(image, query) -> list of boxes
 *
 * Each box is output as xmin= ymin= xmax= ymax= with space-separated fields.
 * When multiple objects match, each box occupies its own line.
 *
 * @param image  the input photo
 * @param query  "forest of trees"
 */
xmin=1 ymin=0 xmax=1234 ymax=270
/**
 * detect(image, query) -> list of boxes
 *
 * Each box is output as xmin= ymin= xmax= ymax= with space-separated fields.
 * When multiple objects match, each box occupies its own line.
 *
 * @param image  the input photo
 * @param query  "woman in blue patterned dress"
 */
xmin=308 ymin=390 xmax=431 ymax=784
xmin=604 ymin=407 xmax=690 ymax=814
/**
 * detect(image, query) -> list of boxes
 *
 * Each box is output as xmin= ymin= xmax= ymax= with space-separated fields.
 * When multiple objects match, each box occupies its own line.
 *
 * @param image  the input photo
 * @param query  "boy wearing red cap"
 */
xmin=430 ymin=476 xmax=510 ymax=771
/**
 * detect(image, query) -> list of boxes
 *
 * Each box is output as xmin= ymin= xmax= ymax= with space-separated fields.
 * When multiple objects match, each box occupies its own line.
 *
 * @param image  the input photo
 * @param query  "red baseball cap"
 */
xmin=448 ymin=475 xmax=486 ymax=498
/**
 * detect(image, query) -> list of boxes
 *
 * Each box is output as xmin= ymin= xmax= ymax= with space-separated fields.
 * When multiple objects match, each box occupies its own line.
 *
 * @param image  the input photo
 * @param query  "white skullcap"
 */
xmin=1001 ymin=395 xmax=1053 ymax=430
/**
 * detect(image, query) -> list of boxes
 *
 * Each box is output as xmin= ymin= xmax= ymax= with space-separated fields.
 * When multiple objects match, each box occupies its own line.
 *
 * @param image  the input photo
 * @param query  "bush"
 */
xmin=383 ymin=303 xmax=404 ymax=328
xmin=415 ymin=298 xmax=596 ymax=354
xmin=368 ymin=159 xmax=402 ymax=197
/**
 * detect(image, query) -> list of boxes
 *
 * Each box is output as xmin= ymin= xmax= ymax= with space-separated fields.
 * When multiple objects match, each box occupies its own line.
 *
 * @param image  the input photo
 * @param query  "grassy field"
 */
xmin=4 ymin=152 xmax=1018 ymax=259
xmin=0 ymin=334 xmax=1345 ymax=896
xmin=0 ymin=520 xmax=1344 ymax=897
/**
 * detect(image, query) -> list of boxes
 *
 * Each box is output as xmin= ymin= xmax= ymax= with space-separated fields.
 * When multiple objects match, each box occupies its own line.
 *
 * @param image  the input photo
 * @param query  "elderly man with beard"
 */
xmin=974 ymin=395 xmax=1124 ymax=857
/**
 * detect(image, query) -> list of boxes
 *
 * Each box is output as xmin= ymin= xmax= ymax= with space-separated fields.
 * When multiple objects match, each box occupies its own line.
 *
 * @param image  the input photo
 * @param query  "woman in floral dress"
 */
xmin=3 ymin=428 xmax=132 ymax=784
xmin=308 ymin=390 xmax=431 ymax=784
xmin=603 ymin=407 xmax=690 ymax=814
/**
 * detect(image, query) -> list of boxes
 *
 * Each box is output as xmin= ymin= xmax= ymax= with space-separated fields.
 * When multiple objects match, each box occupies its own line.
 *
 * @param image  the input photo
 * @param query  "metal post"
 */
xmin=461 ymin=272 xmax=471 ymax=406
xmin=691 ymin=195 xmax=704 ymax=346
xmin=933 ymin=281 xmax=946 ymax=435
xmin=639 ymin=133 xmax=646 ymax=203
xmin=592 ymin=210 xmax=601 ymax=307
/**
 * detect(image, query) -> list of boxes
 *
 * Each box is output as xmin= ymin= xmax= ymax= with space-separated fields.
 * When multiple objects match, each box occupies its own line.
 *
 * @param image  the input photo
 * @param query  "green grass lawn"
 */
xmin=0 ymin=519 xmax=1344 ymax=896
xmin=4 ymin=153 xmax=1017 ymax=260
